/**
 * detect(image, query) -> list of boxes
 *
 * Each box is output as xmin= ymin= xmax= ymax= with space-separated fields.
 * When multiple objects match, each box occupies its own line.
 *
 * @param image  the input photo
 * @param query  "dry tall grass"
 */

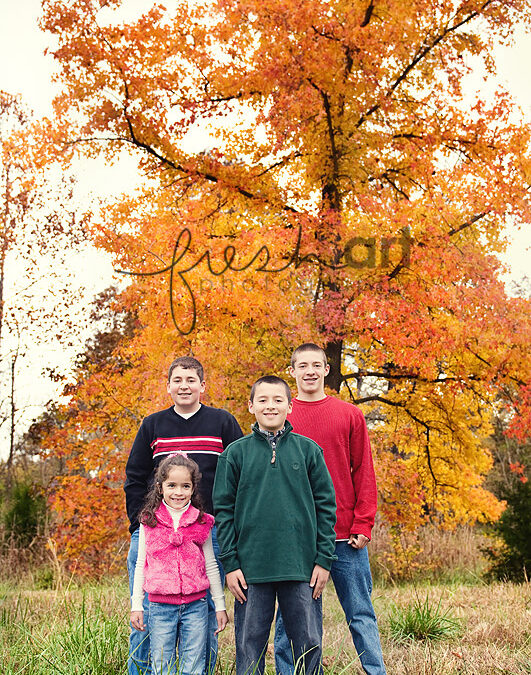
xmin=369 ymin=523 xmax=493 ymax=584
xmin=1 ymin=573 xmax=529 ymax=674
xmin=216 ymin=580 xmax=531 ymax=674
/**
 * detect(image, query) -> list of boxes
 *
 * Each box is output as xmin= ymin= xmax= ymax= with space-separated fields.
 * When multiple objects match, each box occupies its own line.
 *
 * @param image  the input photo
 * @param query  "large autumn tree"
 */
xmin=39 ymin=0 xmax=530 ymax=572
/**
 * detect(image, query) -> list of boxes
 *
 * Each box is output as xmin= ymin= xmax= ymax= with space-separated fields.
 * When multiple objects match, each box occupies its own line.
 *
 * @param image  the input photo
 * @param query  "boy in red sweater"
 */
xmin=275 ymin=344 xmax=386 ymax=675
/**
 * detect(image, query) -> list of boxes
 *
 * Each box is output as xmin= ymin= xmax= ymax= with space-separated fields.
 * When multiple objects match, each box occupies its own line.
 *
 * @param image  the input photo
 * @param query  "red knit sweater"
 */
xmin=288 ymin=396 xmax=377 ymax=540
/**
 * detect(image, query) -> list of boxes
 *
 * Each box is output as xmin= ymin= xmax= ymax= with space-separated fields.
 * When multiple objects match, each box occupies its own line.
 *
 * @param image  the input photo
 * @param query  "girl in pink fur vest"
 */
xmin=131 ymin=454 xmax=228 ymax=675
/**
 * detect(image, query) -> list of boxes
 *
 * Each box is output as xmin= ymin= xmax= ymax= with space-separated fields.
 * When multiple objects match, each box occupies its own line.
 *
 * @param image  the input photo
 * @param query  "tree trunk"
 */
xmin=6 ymin=353 xmax=16 ymax=489
xmin=324 ymin=340 xmax=343 ymax=392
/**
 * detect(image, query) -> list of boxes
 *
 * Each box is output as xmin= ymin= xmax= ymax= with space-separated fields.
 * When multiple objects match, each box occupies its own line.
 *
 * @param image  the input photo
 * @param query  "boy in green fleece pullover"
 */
xmin=213 ymin=375 xmax=336 ymax=675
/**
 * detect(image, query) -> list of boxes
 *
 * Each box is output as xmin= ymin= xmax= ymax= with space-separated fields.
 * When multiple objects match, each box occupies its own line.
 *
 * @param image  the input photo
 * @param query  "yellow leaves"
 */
xmin=375 ymin=449 xmax=426 ymax=532
xmin=365 ymin=378 xmax=504 ymax=528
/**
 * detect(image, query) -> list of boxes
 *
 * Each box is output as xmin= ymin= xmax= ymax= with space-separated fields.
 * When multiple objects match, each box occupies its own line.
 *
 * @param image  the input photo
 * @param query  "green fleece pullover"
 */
xmin=213 ymin=421 xmax=337 ymax=583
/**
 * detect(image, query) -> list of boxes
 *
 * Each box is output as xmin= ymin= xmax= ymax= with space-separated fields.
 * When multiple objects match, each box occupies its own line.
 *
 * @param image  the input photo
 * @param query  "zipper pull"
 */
xmin=270 ymin=437 xmax=277 ymax=464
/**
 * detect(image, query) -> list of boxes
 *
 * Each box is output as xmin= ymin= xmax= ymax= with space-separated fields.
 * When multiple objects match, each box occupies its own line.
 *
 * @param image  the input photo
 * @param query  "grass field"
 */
xmin=1 ymin=577 xmax=529 ymax=674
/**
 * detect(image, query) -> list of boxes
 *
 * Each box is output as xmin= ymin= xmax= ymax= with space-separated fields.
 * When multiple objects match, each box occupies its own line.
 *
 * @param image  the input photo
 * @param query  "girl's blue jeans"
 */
xmin=149 ymin=597 xmax=208 ymax=675
xmin=127 ymin=526 xmax=224 ymax=675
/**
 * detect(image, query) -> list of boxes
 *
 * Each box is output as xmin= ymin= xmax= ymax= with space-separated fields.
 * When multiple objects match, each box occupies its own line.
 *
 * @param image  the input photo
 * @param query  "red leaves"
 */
xmin=506 ymin=384 xmax=531 ymax=444
xmin=509 ymin=462 xmax=528 ymax=484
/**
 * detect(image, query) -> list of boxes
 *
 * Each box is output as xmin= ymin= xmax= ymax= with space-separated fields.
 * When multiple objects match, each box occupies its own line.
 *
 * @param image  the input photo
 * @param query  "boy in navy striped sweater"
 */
xmin=124 ymin=356 xmax=243 ymax=675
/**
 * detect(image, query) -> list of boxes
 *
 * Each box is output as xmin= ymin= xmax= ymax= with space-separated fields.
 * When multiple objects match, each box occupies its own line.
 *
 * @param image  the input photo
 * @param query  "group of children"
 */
xmin=125 ymin=345 xmax=387 ymax=675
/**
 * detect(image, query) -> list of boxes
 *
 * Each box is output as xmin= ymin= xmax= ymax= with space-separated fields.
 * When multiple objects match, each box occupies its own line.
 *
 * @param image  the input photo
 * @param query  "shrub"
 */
xmin=485 ymin=476 xmax=530 ymax=582
xmin=3 ymin=482 xmax=47 ymax=547
xmin=389 ymin=595 xmax=461 ymax=642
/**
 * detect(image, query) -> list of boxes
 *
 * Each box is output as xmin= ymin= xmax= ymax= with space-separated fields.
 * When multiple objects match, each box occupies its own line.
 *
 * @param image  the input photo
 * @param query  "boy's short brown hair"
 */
xmin=250 ymin=375 xmax=292 ymax=403
xmin=290 ymin=343 xmax=328 ymax=368
xmin=167 ymin=356 xmax=204 ymax=382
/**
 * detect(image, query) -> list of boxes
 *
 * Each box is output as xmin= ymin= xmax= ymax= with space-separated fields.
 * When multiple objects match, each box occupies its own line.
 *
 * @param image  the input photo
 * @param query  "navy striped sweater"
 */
xmin=124 ymin=405 xmax=243 ymax=533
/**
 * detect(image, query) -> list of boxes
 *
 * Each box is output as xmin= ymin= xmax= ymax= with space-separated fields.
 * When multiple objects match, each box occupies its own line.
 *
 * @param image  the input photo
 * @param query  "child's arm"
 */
xmin=213 ymin=453 xmax=249 ymax=604
xmin=125 ymin=422 xmax=154 ymax=530
xmin=348 ymin=408 xmax=378 ymax=540
xmin=130 ymin=525 xmax=147 ymax=630
xmin=308 ymin=444 xmax=337 ymax=587
xmin=212 ymin=453 xmax=242 ymax=576
xmin=203 ymin=532 xmax=229 ymax=630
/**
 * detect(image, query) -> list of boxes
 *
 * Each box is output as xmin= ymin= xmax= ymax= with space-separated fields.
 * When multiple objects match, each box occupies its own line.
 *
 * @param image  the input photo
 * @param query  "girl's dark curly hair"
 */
xmin=140 ymin=453 xmax=205 ymax=528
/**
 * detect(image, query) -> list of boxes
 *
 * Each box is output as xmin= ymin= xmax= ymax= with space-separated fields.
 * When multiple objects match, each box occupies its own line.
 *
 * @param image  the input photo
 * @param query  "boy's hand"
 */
xmin=349 ymin=534 xmax=369 ymax=549
xmin=130 ymin=610 xmax=145 ymax=631
xmin=226 ymin=569 xmax=248 ymax=604
xmin=309 ymin=564 xmax=329 ymax=599
xmin=215 ymin=610 xmax=229 ymax=634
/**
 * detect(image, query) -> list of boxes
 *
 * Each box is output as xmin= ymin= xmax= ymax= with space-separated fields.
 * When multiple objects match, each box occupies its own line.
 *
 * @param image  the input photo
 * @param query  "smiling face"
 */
xmin=167 ymin=366 xmax=206 ymax=414
xmin=161 ymin=465 xmax=194 ymax=510
xmin=249 ymin=381 xmax=293 ymax=433
xmin=289 ymin=348 xmax=330 ymax=401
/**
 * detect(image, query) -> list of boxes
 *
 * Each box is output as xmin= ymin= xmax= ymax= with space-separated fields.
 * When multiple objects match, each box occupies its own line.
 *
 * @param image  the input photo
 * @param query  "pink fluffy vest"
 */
xmin=143 ymin=502 xmax=214 ymax=604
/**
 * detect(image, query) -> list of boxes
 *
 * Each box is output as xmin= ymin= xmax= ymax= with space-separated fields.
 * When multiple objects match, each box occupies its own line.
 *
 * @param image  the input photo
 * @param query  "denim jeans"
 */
xmin=127 ymin=526 xmax=224 ymax=675
xmin=274 ymin=544 xmax=386 ymax=675
xmin=235 ymin=581 xmax=323 ymax=675
xmin=149 ymin=597 xmax=208 ymax=675
xmin=128 ymin=527 xmax=151 ymax=675
xmin=205 ymin=527 xmax=225 ymax=674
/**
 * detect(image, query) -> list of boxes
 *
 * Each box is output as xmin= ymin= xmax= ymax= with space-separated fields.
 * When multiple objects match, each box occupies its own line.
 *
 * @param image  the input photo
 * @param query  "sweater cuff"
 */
xmin=213 ymin=595 xmax=227 ymax=612
xmin=350 ymin=524 xmax=372 ymax=540
xmin=131 ymin=599 xmax=144 ymax=612
xmin=314 ymin=551 xmax=337 ymax=571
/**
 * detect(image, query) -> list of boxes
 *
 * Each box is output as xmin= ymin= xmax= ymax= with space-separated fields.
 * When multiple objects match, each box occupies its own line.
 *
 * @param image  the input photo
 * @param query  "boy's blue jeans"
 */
xmin=149 ymin=597 xmax=208 ymax=675
xmin=274 ymin=544 xmax=386 ymax=675
xmin=235 ymin=580 xmax=323 ymax=675
xmin=127 ymin=526 xmax=225 ymax=675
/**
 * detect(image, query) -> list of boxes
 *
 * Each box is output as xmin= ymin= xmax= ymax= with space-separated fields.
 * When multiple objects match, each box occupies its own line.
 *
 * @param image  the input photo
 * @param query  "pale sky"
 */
xmin=0 ymin=1 xmax=529 ymax=456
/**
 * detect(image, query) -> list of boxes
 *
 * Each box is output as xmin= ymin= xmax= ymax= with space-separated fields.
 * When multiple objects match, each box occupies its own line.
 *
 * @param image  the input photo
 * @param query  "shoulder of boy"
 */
xmin=222 ymin=434 xmax=249 ymax=455
xmin=326 ymin=396 xmax=368 ymax=429
xmin=139 ymin=406 xmax=173 ymax=426
xmin=334 ymin=396 xmax=365 ymax=416
xmin=202 ymin=403 xmax=236 ymax=417
xmin=291 ymin=432 xmax=324 ymax=453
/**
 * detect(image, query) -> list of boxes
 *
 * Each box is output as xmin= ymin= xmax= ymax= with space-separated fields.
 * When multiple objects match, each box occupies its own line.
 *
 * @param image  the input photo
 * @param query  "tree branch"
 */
xmin=343 ymin=370 xmax=479 ymax=383
xmin=360 ymin=0 xmax=375 ymax=28
xmin=356 ymin=3 xmax=493 ymax=128
xmin=447 ymin=211 xmax=488 ymax=236
xmin=350 ymin=394 xmax=453 ymax=488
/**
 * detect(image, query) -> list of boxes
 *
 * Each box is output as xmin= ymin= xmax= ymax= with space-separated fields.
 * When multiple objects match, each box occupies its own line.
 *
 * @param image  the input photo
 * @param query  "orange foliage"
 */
xmin=38 ymin=0 xmax=531 ymax=573
xmin=509 ymin=461 xmax=528 ymax=484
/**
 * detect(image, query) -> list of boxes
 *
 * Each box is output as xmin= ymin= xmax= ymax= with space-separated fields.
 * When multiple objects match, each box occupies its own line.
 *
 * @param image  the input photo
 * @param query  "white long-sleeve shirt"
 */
xmin=131 ymin=500 xmax=226 ymax=612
